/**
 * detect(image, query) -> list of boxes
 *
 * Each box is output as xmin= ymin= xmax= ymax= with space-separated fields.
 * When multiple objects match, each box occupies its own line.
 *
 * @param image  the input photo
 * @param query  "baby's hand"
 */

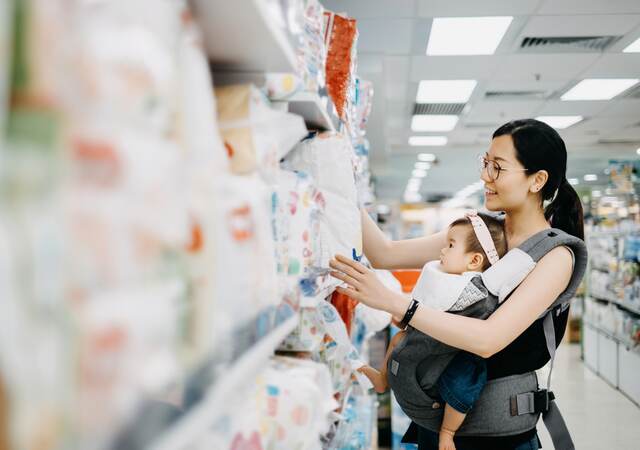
xmin=438 ymin=430 xmax=456 ymax=450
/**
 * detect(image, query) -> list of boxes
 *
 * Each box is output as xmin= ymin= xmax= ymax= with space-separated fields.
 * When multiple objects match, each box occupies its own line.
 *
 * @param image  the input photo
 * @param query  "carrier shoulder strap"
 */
xmin=513 ymin=229 xmax=586 ymax=450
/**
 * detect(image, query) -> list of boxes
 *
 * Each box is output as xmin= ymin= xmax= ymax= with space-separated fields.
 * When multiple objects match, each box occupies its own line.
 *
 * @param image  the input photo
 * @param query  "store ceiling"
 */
xmin=322 ymin=0 xmax=640 ymax=203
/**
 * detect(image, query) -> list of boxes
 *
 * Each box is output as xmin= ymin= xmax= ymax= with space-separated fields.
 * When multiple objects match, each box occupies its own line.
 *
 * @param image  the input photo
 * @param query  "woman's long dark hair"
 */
xmin=493 ymin=119 xmax=584 ymax=240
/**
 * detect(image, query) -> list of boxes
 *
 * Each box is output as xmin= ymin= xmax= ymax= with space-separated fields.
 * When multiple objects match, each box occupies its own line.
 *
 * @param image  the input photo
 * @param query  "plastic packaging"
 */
xmin=215 ymin=84 xmax=307 ymax=182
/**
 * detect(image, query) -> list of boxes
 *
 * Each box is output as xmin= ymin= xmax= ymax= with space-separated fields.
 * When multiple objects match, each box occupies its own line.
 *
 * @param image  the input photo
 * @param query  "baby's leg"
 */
xmin=438 ymin=404 xmax=464 ymax=450
xmin=358 ymin=330 xmax=405 ymax=393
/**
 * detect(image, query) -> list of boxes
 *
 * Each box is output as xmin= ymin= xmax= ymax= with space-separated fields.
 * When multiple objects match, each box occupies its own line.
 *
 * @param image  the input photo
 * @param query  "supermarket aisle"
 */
xmin=537 ymin=344 xmax=640 ymax=450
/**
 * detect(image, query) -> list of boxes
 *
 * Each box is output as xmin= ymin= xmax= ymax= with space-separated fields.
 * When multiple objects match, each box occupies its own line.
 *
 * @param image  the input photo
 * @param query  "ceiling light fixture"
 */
xmin=427 ymin=17 xmax=513 ymax=55
xmin=535 ymin=115 xmax=583 ymax=129
xmin=418 ymin=153 xmax=437 ymax=162
xmin=409 ymin=135 xmax=448 ymax=146
xmin=416 ymin=80 xmax=477 ymax=103
xmin=584 ymin=174 xmax=598 ymax=181
xmin=623 ymin=37 xmax=640 ymax=53
xmin=561 ymin=79 xmax=639 ymax=101
xmin=568 ymin=178 xmax=579 ymax=186
xmin=412 ymin=169 xmax=428 ymax=178
xmin=415 ymin=162 xmax=432 ymax=170
xmin=636 ymin=148 xmax=640 ymax=155
xmin=411 ymin=115 xmax=458 ymax=132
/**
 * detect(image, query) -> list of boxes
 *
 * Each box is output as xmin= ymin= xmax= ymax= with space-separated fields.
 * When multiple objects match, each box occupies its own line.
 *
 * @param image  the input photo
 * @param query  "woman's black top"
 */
xmin=403 ymin=306 xmax=569 ymax=450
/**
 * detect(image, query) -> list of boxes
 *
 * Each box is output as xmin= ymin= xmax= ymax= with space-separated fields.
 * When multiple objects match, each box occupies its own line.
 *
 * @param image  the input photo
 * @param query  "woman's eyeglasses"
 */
xmin=478 ymin=156 xmax=528 ymax=181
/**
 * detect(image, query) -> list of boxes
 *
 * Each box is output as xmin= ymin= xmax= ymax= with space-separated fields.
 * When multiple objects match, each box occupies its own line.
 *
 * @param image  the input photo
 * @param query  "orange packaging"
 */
xmin=330 ymin=290 xmax=359 ymax=336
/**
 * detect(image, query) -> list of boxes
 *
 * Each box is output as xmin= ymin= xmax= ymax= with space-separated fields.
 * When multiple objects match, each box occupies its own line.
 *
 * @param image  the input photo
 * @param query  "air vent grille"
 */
xmin=519 ymin=35 xmax=621 ymax=52
xmin=485 ymin=90 xmax=548 ymax=100
xmin=413 ymin=103 xmax=465 ymax=115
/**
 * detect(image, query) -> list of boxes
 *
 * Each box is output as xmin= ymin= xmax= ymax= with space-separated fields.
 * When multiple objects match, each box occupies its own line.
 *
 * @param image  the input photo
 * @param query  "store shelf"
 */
xmin=150 ymin=313 xmax=298 ymax=450
xmin=589 ymin=294 xmax=640 ymax=316
xmin=112 ymin=311 xmax=298 ymax=450
xmin=583 ymin=320 xmax=640 ymax=354
xmin=274 ymin=91 xmax=340 ymax=132
xmin=190 ymin=0 xmax=297 ymax=73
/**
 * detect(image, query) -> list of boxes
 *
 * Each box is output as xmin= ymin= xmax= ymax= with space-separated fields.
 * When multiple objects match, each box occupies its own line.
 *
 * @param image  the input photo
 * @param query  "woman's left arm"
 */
xmin=330 ymin=246 xmax=573 ymax=358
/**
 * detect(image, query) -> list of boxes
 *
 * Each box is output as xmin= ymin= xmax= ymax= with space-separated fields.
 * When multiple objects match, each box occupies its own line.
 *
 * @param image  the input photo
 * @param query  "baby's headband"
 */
xmin=465 ymin=210 xmax=500 ymax=266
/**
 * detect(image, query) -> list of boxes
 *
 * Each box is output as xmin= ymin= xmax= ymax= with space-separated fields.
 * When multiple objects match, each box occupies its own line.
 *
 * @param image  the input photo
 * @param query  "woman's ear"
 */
xmin=467 ymin=252 xmax=485 ymax=271
xmin=530 ymin=170 xmax=549 ymax=193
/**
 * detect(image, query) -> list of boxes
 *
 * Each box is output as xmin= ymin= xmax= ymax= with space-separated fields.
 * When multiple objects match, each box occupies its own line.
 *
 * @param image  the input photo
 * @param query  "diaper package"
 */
xmin=283 ymin=133 xmax=362 ymax=286
xmin=215 ymin=84 xmax=307 ymax=181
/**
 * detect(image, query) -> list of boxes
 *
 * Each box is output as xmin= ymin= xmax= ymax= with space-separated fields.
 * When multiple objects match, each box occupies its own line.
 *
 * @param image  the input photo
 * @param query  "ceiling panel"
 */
xmin=491 ymin=53 xmax=600 ymax=81
xmin=581 ymin=53 xmax=640 ymax=78
xmin=463 ymin=100 xmax=545 ymax=123
xmin=322 ymin=0 xmax=417 ymax=19
xmin=599 ymin=99 xmax=640 ymax=117
xmin=384 ymin=56 xmax=411 ymax=82
xmin=537 ymin=0 xmax=640 ymax=15
xmin=410 ymin=56 xmax=499 ymax=81
xmin=357 ymin=19 xmax=414 ymax=54
xmin=416 ymin=0 xmax=541 ymax=17
xmin=536 ymin=100 xmax=610 ymax=116
xmin=518 ymin=15 xmax=640 ymax=37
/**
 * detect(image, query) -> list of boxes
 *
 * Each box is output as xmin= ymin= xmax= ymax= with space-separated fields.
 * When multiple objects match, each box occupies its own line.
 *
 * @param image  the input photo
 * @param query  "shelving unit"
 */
xmin=583 ymin=227 xmax=640 ymax=408
xmin=589 ymin=294 xmax=640 ymax=317
xmin=274 ymin=91 xmax=340 ymax=132
xmin=151 ymin=313 xmax=299 ymax=450
xmin=114 ymin=312 xmax=299 ymax=450
xmin=190 ymin=0 xmax=298 ymax=73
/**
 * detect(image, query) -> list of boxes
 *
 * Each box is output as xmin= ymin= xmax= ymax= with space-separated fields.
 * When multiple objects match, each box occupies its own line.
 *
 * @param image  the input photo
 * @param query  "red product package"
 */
xmin=330 ymin=290 xmax=359 ymax=336
xmin=323 ymin=11 xmax=358 ymax=121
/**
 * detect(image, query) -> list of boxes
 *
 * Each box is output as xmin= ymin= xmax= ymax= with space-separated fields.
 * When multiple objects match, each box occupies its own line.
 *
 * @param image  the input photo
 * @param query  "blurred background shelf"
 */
xmin=274 ymin=91 xmax=339 ymax=132
xmin=190 ymin=0 xmax=298 ymax=73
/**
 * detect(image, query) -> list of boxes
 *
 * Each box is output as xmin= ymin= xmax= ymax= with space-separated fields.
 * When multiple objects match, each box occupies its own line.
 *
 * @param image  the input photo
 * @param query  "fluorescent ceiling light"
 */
xmin=623 ymin=37 xmax=640 ymax=53
xmin=561 ymin=79 xmax=639 ymax=101
xmin=535 ymin=115 xmax=583 ymax=129
xmin=416 ymin=80 xmax=477 ymax=103
xmin=415 ymin=162 xmax=432 ymax=170
xmin=568 ymin=178 xmax=579 ymax=186
xmin=404 ymin=192 xmax=422 ymax=203
xmin=412 ymin=169 xmax=428 ymax=178
xmin=427 ymin=17 xmax=513 ymax=55
xmin=409 ymin=135 xmax=448 ymax=146
xmin=418 ymin=153 xmax=437 ymax=162
xmin=407 ymin=178 xmax=422 ymax=188
xmin=636 ymin=148 xmax=640 ymax=155
xmin=411 ymin=115 xmax=458 ymax=132
xmin=584 ymin=174 xmax=598 ymax=181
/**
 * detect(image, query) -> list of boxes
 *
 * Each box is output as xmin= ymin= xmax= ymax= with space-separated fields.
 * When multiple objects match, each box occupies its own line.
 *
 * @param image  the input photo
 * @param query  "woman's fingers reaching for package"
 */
xmin=334 ymin=254 xmax=368 ymax=274
xmin=329 ymin=257 xmax=365 ymax=280
xmin=330 ymin=270 xmax=361 ymax=289
xmin=336 ymin=286 xmax=363 ymax=301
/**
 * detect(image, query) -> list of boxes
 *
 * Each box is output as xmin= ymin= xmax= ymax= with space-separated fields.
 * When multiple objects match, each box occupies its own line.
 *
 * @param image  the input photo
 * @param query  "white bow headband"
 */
xmin=465 ymin=210 xmax=500 ymax=266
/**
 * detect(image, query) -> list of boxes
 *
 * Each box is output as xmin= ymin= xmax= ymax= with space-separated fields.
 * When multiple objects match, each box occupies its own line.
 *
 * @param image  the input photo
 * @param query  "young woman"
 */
xmin=329 ymin=119 xmax=585 ymax=450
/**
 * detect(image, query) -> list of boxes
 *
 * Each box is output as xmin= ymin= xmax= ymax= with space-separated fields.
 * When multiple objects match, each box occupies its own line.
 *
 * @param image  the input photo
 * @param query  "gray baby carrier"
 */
xmin=388 ymin=228 xmax=587 ymax=450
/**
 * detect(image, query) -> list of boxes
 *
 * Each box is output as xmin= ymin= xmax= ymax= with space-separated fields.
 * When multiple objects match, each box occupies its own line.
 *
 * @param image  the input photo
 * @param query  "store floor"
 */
xmin=537 ymin=343 xmax=640 ymax=450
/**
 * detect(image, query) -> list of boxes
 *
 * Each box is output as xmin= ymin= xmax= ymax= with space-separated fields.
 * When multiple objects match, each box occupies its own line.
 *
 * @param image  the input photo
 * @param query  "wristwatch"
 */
xmin=398 ymin=299 xmax=420 ymax=329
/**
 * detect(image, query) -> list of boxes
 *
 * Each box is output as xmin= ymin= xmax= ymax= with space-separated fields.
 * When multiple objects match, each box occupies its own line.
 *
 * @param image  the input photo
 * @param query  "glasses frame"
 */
xmin=478 ymin=155 xmax=528 ymax=181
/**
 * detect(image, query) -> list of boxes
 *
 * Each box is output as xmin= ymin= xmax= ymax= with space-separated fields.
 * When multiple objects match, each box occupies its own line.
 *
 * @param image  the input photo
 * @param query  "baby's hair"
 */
xmin=449 ymin=213 xmax=507 ymax=270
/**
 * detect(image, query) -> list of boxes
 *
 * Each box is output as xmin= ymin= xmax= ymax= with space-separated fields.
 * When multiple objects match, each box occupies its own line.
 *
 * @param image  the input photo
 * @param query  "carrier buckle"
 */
xmin=510 ymin=389 xmax=555 ymax=416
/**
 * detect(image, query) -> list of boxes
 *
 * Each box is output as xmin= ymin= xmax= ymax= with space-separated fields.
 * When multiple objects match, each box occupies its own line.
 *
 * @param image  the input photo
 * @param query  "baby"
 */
xmin=358 ymin=212 xmax=507 ymax=450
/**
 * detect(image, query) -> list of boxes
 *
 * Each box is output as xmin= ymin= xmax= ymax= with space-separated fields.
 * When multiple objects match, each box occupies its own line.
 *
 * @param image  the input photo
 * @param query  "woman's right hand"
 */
xmin=329 ymin=254 xmax=410 ymax=319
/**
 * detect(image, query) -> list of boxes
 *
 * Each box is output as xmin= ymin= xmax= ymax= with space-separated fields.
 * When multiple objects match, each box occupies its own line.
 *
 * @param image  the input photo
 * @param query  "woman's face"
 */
xmin=482 ymin=135 xmax=532 ymax=212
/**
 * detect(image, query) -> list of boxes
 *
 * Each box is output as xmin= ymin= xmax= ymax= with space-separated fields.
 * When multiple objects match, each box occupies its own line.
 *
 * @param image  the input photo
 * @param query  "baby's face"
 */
xmin=440 ymin=225 xmax=474 ymax=274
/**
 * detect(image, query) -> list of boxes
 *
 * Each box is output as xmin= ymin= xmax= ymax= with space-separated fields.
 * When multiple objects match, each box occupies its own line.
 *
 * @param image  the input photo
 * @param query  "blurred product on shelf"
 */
xmin=193 ymin=356 xmax=337 ymax=450
xmin=1 ymin=0 xmax=379 ymax=449
xmin=215 ymin=83 xmax=307 ymax=180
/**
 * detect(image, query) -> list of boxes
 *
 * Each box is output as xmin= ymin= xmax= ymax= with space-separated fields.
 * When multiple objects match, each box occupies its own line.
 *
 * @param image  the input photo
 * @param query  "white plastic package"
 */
xmin=215 ymin=84 xmax=307 ymax=182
